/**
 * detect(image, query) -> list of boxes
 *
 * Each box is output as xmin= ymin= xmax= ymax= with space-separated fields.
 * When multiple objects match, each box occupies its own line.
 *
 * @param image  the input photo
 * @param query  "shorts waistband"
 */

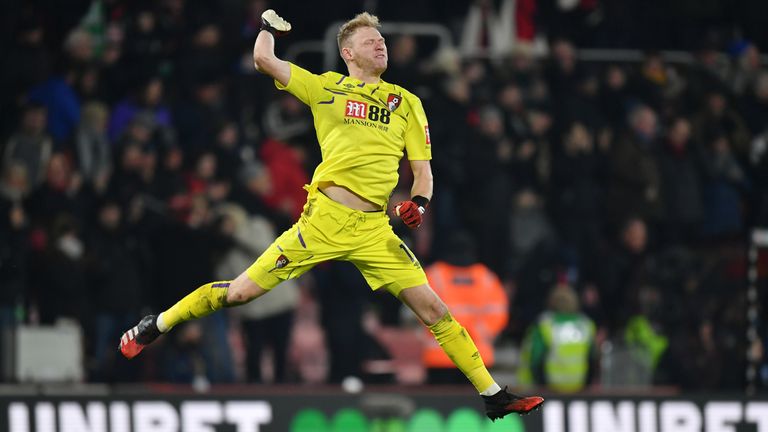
xmin=313 ymin=188 xmax=384 ymax=214
xmin=312 ymin=189 xmax=385 ymax=220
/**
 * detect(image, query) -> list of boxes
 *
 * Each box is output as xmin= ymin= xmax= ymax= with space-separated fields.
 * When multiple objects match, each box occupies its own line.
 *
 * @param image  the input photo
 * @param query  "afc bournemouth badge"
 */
xmin=387 ymin=94 xmax=402 ymax=112
xmin=274 ymin=254 xmax=290 ymax=270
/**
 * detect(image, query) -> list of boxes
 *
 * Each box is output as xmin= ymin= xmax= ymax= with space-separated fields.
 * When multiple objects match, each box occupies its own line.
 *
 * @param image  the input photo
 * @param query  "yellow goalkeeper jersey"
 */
xmin=275 ymin=62 xmax=432 ymax=209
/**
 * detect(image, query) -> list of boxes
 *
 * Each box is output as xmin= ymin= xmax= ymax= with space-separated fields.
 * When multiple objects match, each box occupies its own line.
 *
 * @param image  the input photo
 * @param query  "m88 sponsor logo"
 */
xmin=345 ymin=100 xmax=390 ymax=124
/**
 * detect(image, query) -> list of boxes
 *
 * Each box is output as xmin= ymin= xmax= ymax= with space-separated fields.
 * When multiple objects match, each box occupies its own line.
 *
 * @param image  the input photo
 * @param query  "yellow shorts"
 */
xmin=246 ymin=186 xmax=427 ymax=296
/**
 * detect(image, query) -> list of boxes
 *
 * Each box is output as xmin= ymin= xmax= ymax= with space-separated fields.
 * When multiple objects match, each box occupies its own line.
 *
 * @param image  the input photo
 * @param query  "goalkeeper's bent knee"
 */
xmin=160 ymin=281 xmax=231 ymax=331
xmin=429 ymin=313 xmax=495 ymax=393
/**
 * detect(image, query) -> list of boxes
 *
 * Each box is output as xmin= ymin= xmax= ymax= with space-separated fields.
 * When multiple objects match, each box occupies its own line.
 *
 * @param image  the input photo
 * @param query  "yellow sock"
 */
xmin=429 ymin=313 xmax=495 ymax=393
xmin=159 ymin=281 xmax=230 ymax=331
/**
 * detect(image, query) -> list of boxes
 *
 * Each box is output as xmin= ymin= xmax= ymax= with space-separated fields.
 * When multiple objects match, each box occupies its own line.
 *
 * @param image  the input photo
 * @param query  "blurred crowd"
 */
xmin=1 ymin=0 xmax=767 ymax=392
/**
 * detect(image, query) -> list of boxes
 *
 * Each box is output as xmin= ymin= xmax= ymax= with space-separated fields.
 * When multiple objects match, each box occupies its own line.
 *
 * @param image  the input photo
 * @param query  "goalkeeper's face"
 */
xmin=348 ymin=27 xmax=388 ymax=75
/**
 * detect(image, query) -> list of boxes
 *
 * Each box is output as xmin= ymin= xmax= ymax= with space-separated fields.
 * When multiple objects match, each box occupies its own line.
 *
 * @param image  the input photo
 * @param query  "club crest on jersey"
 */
xmin=387 ymin=94 xmax=402 ymax=112
xmin=345 ymin=100 xmax=368 ymax=119
xmin=275 ymin=254 xmax=290 ymax=269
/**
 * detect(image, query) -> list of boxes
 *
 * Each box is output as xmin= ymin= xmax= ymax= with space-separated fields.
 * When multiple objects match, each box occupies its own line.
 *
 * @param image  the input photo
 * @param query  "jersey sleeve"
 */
xmin=274 ymin=62 xmax=324 ymax=106
xmin=403 ymin=95 xmax=432 ymax=161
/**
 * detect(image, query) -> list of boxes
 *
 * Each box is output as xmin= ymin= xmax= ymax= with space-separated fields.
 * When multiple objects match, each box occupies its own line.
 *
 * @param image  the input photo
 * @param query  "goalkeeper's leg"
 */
xmin=398 ymin=284 xmax=544 ymax=419
xmin=119 ymin=271 xmax=267 ymax=359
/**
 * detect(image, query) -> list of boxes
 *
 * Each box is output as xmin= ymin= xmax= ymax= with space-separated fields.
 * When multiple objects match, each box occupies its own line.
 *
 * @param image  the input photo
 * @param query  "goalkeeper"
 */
xmin=119 ymin=10 xmax=543 ymax=420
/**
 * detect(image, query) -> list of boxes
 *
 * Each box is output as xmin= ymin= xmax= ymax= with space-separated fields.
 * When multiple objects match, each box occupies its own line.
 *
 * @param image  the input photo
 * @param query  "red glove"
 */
xmin=393 ymin=200 xmax=426 ymax=228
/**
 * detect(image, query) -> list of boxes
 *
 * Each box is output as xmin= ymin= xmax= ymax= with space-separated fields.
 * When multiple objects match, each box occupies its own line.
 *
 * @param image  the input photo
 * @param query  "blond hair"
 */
xmin=337 ymin=12 xmax=381 ymax=54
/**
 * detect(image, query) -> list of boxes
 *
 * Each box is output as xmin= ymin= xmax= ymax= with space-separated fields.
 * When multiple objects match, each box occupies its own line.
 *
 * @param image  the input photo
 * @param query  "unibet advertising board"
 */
xmin=2 ymin=392 xmax=767 ymax=431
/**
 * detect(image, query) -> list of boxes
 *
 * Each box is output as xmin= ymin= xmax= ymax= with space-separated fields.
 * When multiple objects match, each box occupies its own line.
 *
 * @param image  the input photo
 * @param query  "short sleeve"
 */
xmin=275 ymin=62 xmax=324 ymax=106
xmin=404 ymin=95 xmax=432 ymax=161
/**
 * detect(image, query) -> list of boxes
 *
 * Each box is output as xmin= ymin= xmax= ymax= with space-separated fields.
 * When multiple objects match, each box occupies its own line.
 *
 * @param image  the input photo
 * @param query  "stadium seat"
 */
xmin=13 ymin=322 xmax=84 ymax=382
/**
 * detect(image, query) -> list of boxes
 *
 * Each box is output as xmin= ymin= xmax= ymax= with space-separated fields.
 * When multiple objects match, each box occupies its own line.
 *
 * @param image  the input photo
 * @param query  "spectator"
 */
xmin=154 ymin=146 xmax=187 ymax=202
xmin=729 ymin=42 xmax=762 ymax=97
xmin=150 ymin=195 xmax=235 ymax=390
xmin=26 ymin=64 xmax=81 ymax=145
xmin=592 ymin=217 xmax=654 ymax=330
xmin=683 ymin=320 xmax=725 ymax=389
xmin=684 ymin=42 xmax=732 ymax=111
xmin=3 ymin=104 xmax=53 ymax=187
xmin=173 ymin=78 xmax=230 ymax=154
xmin=158 ymin=321 xmax=211 ymax=386
xmin=518 ymin=283 xmax=596 ymax=393
xmin=508 ymin=189 xmax=559 ymax=331
xmin=316 ymin=261 xmax=374 ymax=384
xmin=463 ymin=105 xmax=513 ymax=274
xmin=262 ymin=94 xmax=313 ymax=145
xmin=76 ymin=102 xmax=112 ymax=185
xmin=121 ymin=8 xmax=171 ymax=85
xmin=114 ymin=111 xmax=153 ymax=152
xmin=176 ymin=23 xmax=229 ymax=95
xmin=512 ymin=109 xmax=552 ymax=190
xmin=563 ymin=71 xmax=606 ymax=133
xmin=98 ymin=29 xmax=129 ymax=105
xmin=599 ymin=65 xmax=631 ymax=129
xmin=601 ymin=295 xmax=672 ymax=387
xmin=230 ymin=161 xmax=289 ymax=233
xmin=463 ymin=60 xmax=495 ymax=105
xmin=422 ymin=232 xmax=508 ymax=384
xmin=427 ymin=76 xmax=471 ymax=239
xmin=109 ymin=143 xmax=159 ymax=210
xmin=258 ymin=138 xmax=310 ymax=221
xmin=26 ymin=153 xmax=88 ymax=229
xmin=185 ymin=151 xmax=217 ymax=197
xmin=605 ymin=105 xmax=663 ymax=230
xmin=0 ymin=163 xmax=30 ymax=343
xmin=699 ymin=134 xmax=748 ymax=238
xmin=1 ymin=17 xmax=51 ymax=137
xmin=545 ymin=39 xmax=581 ymax=103
xmin=383 ymin=34 xmax=422 ymax=89
xmin=108 ymin=77 xmax=173 ymax=148
xmin=212 ymin=120 xmax=245 ymax=177
xmin=742 ymin=72 xmax=768 ymax=136
xmin=550 ymin=122 xmax=603 ymax=269
xmin=497 ymin=82 xmax=529 ymax=139
xmin=63 ymin=27 xmax=94 ymax=67
xmin=691 ymin=90 xmax=751 ymax=159
xmin=214 ymin=203 xmax=299 ymax=383
xmin=630 ymin=52 xmax=669 ymax=112
xmin=751 ymin=129 xmax=768 ymax=224
xmin=87 ymin=199 xmax=146 ymax=382
xmin=509 ymin=189 xmax=557 ymax=268
xmin=36 ymin=213 xmax=89 ymax=325
xmin=657 ymin=117 xmax=703 ymax=243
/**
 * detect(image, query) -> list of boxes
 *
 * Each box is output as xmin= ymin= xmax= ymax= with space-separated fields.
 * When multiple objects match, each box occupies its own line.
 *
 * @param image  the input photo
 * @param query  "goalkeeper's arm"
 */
xmin=253 ymin=10 xmax=291 ymax=86
xmin=392 ymin=160 xmax=434 ymax=229
xmin=410 ymin=160 xmax=434 ymax=204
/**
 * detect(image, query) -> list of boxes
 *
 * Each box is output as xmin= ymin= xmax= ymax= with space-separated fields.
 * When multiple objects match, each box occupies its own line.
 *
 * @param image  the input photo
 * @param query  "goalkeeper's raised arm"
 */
xmin=253 ymin=9 xmax=291 ymax=86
